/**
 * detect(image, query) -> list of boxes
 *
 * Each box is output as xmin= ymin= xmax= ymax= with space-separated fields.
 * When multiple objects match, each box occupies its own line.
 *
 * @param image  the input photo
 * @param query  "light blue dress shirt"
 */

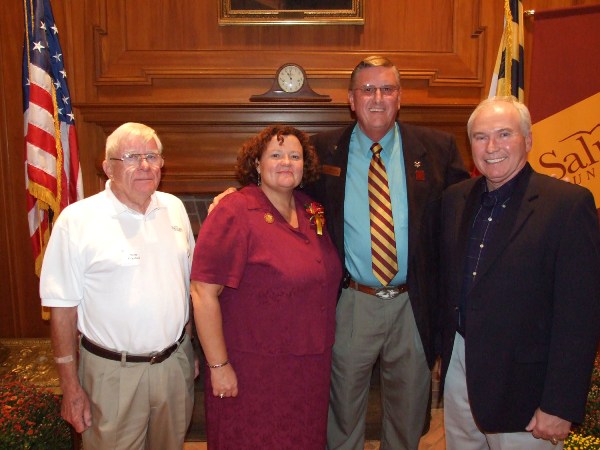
xmin=343 ymin=123 xmax=409 ymax=287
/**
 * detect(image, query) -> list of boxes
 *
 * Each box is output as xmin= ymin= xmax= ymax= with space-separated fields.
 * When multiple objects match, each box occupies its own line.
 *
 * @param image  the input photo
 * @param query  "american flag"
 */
xmin=23 ymin=0 xmax=83 ymax=284
xmin=489 ymin=0 xmax=525 ymax=102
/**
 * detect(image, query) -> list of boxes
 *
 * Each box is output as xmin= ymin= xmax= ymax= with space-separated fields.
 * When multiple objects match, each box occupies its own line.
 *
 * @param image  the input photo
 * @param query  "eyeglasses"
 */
xmin=109 ymin=152 xmax=164 ymax=167
xmin=354 ymin=85 xmax=400 ymax=97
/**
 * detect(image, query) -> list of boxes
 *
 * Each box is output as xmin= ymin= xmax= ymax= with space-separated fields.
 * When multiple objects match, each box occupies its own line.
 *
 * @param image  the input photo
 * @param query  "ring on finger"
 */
xmin=219 ymin=393 xmax=225 ymax=399
xmin=551 ymin=437 xmax=558 ymax=445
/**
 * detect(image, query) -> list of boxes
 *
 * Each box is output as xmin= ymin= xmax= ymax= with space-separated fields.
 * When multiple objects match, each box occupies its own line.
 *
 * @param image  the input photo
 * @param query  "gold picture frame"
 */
xmin=218 ymin=0 xmax=364 ymax=26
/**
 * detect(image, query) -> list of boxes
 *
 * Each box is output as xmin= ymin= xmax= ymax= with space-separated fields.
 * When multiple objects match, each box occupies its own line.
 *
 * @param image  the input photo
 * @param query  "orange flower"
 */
xmin=304 ymin=202 xmax=326 ymax=236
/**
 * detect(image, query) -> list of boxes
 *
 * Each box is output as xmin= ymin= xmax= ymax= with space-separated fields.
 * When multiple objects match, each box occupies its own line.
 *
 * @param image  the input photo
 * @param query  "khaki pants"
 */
xmin=444 ymin=333 xmax=563 ymax=450
xmin=79 ymin=335 xmax=195 ymax=450
xmin=327 ymin=289 xmax=430 ymax=450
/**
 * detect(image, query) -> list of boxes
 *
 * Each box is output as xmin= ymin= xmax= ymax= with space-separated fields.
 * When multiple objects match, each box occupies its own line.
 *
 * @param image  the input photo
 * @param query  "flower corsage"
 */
xmin=305 ymin=202 xmax=325 ymax=236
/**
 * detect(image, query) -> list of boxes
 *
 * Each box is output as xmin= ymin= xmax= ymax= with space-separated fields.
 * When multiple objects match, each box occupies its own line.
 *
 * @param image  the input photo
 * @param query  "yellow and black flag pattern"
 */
xmin=489 ymin=0 xmax=524 ymax=102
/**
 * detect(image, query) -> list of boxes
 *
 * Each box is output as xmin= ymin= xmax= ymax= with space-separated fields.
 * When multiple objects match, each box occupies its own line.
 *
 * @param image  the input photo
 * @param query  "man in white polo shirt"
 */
xmin=40 ymin=122 xmax=196 ymax=449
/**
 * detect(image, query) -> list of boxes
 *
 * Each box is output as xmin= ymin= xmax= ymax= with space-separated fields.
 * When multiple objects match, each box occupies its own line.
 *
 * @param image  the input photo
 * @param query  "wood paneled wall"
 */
xmin=70 ymin=0 xmax=495 ymax=194
xmin=1 ymin=0 xmax=597 ymax=337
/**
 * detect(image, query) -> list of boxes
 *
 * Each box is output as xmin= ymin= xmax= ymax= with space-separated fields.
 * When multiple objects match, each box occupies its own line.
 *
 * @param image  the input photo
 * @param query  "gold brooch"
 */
xmin=264 ymin=213 xmax=274 ymax=224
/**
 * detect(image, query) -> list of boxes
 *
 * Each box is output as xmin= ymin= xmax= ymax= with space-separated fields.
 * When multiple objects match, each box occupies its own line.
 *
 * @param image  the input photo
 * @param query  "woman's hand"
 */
xmin=210 ymin=363 xmax=239 ymax=398
xmin=191 ymin=280 xmax=237 ymax=398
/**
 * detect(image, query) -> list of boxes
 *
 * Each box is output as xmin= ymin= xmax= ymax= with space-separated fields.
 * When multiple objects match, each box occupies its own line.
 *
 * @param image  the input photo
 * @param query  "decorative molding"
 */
xmin=76 ymin=103 xmax=473 ymax=127
xmin=85 ymin=0 xmax=487 ymax=92
xmin=78 ymin=103 xmax=474 ymax=194
xmin=218 ymin=0 xmax=364 ymax=26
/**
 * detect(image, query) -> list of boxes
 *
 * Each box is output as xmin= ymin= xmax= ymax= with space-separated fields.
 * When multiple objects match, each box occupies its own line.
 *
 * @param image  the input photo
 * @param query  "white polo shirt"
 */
xmin=40 ymin=181 xmax=195 ymax=354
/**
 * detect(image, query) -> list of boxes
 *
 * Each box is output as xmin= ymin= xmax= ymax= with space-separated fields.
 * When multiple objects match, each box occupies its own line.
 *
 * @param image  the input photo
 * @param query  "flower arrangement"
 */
xmin=0 ymin=374 xmax=71 ymax=449
xmin=564 ymin=351 xmax=600 ymax=450
xmin=305 ymin=202 xmax=325 ymax=236
xmin=565 ymin=433 xmax=600 ymax=449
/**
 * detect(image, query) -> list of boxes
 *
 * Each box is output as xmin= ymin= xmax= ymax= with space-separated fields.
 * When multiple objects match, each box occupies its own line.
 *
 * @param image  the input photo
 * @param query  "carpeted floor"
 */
xmin=0 ymin=339 xmax=444 ymax=449
xmin=184 ymin=398 xmax=445 ymax=450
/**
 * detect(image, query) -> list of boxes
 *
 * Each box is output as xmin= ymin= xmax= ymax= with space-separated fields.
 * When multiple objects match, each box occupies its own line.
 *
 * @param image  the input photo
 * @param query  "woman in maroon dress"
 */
xmin=191 ymin=125 xmax=342 ymax=449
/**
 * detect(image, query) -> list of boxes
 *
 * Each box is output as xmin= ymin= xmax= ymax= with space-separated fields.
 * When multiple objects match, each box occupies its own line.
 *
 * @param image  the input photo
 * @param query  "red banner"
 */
xmin=528 ymin=5 xmax=600 ymax=123
xmin=528 ymin=5 xmax=600 ymax=217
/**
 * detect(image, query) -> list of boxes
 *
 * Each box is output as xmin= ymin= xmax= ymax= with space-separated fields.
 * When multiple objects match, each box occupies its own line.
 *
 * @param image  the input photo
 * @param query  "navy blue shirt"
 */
xmin=457 ymin=167 xmax=527 ymax=335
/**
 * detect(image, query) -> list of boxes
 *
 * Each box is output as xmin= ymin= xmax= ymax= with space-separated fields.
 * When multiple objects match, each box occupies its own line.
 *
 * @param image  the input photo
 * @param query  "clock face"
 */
xmin=277 ymin=64 xmax=305 ymax=93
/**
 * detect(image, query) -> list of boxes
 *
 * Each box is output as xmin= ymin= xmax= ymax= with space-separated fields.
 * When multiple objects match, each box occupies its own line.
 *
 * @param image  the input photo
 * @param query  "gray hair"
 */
xmin=105 ymin=122 xmax=163 ymax=159
xmin=467 ymin=96 xmax=532 ymax=138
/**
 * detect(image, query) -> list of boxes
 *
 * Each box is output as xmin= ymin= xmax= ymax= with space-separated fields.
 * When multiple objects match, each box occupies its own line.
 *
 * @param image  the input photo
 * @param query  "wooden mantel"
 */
xmin=78 ymin=103 xmax=474 ymax=195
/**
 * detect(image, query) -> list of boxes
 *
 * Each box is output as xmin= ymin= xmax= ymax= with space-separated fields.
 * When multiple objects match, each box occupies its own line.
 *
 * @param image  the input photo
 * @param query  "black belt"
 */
xmin=81 ymin=332 xmax=185 ymax=364
xmin=348 ymin=279 xmax=408 ymax=300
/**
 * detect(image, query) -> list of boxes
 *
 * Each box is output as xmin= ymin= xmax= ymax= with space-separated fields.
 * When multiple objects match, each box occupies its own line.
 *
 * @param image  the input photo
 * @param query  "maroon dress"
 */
xmin=191 ymin=185 xmax=342 ymax=450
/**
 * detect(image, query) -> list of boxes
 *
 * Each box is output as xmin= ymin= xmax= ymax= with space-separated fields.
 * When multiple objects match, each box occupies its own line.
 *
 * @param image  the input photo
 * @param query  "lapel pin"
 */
xmin=264 ymin=213 xmax=274 ymax=224
xmin=414 ymin=161 xmax=425 ymax=180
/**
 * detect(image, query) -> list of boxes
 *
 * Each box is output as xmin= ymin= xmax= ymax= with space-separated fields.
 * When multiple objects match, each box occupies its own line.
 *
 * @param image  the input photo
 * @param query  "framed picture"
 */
xmin=219 ymin=0 xmax=364 ymax=25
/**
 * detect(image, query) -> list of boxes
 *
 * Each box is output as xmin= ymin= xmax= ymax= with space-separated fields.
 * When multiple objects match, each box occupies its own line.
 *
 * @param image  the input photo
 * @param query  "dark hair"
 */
xmin=235 ymin=125 xmax=320 ymax=187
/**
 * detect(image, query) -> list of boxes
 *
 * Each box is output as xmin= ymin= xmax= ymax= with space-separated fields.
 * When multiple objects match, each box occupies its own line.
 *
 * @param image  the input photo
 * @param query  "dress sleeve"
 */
xmin=190 ymin=194 xmax=248 ymax=289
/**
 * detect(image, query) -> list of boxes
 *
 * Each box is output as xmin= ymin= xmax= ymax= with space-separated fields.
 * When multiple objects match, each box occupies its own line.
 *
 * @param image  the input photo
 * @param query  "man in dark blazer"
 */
xmin=306 ymin=56 xmax=469 ymax=450
xmin=440 ymin=96 xmax=600 ymax=449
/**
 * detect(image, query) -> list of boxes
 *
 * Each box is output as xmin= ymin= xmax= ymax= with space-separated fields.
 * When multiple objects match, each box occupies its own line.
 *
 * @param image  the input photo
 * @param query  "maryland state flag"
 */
xmin=472 ymin=0 xmax=525 ymax=177
xmin=23 ymin=0 xmax=84 ymax=317
xmin=527 ymin=5 xmax=600 ymax=213
xmin=489 ymin=0 xmax=524 ymax=101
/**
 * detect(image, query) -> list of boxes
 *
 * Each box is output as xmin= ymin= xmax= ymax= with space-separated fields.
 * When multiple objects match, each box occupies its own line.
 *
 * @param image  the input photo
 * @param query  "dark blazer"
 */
xmin=440 ymin=164 xmax=600 ymax=432
xmin=307 ymin=121 xmax=469 ymax=368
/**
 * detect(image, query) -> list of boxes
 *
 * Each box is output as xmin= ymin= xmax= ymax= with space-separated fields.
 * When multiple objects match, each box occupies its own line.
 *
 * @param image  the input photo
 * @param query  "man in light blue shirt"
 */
xmin=344 ymin=123 xmax=409 ymax=288
xmin=309 ymin=56 xmax=469 ymax=449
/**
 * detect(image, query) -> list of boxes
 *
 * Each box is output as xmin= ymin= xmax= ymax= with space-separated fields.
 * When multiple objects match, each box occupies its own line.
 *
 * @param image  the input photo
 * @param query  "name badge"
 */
xmin=121 ymin=250 xmax=141 ymax=266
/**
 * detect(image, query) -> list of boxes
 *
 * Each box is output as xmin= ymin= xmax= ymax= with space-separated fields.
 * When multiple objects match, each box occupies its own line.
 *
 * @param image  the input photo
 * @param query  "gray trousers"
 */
xmin=327 ymin=288 xmax=430 ymax=450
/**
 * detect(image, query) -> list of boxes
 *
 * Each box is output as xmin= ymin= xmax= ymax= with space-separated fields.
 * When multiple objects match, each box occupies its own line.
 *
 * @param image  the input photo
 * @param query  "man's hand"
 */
xmin=208 ymin=187 xmax=237 ymax=214
xmin=194 ymin=354 xmax=201 ymax=379
xmin=61 ymin=382 xmax=92 ymax=433
xmin=526 ymin=408 xmax=571 ymax=444
xmin=49 ymin=307 xmax=92 ymax=432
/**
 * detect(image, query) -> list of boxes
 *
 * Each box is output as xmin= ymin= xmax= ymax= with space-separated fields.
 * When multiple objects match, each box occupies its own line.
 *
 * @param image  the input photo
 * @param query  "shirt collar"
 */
xmin=105 ymin=180 xmax=163 ymax=216
xmin=479 ymin=163 xmax=531 ymax=206
xmin=240 ymin=184 xmax=273 ymax=211
xmin=354 ymin=122 xmax=398 ymax=157
xmin=240 ymin=184 xmax=308 ymax=233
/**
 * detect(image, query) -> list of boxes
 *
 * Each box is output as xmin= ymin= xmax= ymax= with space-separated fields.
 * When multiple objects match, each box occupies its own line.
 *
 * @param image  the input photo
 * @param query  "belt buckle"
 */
xmin=374 ymin=287 xmax=400 ymax=300
xmin=149 ymin=354 xmax=159 ymax=365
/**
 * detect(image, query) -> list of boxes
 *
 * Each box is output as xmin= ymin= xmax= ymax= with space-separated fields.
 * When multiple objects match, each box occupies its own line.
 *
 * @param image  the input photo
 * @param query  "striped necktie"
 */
xmin=368 ymin=142 xmax=398 ymax=286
